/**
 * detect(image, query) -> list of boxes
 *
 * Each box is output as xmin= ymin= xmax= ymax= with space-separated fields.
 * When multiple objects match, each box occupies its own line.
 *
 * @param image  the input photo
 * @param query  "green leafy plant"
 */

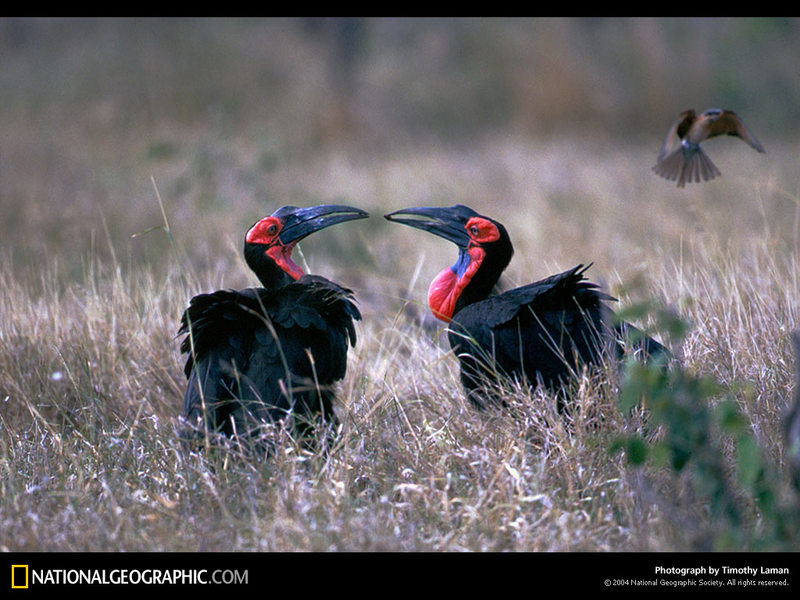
xmin=612 ymin=308 xmax=800 ymax=550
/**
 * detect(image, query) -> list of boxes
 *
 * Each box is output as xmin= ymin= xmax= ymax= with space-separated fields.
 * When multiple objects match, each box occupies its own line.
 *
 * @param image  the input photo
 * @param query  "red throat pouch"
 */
xmin=266 ymin=244 xmax=303 ymax=280
xmin=427 ymin=245 xmax=486 ymax=322
xmin=428 ymin=268 xmax=459 ymax=322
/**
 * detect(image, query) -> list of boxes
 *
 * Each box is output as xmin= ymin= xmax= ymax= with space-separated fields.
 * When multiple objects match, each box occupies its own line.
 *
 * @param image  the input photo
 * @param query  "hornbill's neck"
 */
xmin=447 ymin=238 xmax=513 ymax=316
xmin=244 ymin=241 xmax=297 ymax=291
xmin=385 ymin=204 xmax=514 ymax=322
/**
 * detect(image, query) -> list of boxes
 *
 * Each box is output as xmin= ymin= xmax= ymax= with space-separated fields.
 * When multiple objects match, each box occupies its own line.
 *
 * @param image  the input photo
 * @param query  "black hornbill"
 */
xmin=179 ymin=204 xmax=368 ymax=447
xmin=385 ymin=204 xmax=667 ymax=408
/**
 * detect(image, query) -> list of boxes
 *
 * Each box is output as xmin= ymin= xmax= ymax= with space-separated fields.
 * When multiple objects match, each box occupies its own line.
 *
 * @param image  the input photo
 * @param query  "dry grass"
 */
xmin=3 ymin=136 xmax=800 ymax=552
xmin=3 ymin=18 xmax=800 ymax=553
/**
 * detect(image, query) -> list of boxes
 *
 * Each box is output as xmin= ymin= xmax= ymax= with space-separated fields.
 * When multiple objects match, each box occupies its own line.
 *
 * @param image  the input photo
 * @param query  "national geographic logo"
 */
xmin=8 ymin=564 xmax=248 ymax=588
xmin=11 ymin=565 xmax=28 ymax=589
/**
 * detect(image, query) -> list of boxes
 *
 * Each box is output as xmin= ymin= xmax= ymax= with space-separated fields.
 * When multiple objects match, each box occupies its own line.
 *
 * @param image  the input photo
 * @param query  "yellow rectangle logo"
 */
xmin=11 ymin=565 xmax=29 ymax=589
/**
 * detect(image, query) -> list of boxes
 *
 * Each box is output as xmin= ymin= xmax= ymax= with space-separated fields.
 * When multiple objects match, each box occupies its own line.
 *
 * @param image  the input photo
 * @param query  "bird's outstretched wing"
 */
xmin=709 ymin=110 xmax=765 ymax=152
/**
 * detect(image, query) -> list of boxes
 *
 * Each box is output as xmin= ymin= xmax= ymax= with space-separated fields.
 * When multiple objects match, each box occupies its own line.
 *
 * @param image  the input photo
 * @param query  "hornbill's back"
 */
xmin=447 ymin=264 xmax=617 ymax=397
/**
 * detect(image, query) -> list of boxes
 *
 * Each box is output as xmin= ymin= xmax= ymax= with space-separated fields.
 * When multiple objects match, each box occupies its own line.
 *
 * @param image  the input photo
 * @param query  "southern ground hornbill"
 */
xmin=179 ymin=204 xmax=367 ymax=448
xmin=385 ymin=204 xmax=667 ymax=408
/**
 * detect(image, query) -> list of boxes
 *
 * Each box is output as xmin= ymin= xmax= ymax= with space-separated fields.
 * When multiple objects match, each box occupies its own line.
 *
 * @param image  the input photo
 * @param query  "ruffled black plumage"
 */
xmin=179 ymin=277 xmax=360 ymax=444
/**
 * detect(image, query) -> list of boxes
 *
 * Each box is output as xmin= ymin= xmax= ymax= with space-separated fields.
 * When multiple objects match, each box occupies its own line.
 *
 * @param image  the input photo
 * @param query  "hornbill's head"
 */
xmin=245 ymin=204 xmax=369 ymax=289
xmin=385 ymin=204 xmax=513 ymax=322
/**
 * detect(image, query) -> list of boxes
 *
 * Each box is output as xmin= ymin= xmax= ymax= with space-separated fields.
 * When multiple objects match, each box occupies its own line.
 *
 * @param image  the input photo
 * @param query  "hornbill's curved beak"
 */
xmin=384 ymin=205 xmax=473 ymax=248
xmin=277 ymin=204 xmax=369 ymax=244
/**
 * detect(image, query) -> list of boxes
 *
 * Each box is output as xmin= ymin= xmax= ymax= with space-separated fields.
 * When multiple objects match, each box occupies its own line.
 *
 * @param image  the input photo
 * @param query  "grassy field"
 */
xmin=2 ymin=18 xmax=800 ymax=553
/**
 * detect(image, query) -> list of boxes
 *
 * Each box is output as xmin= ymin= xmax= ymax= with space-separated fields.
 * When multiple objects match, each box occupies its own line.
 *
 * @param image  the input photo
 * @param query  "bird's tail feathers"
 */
xmin=679 ymin=146 xmax=721 ymax=187
xmin=653 ymin=146 xmax=721 ymax=188
xmin=652 ymin=148 xmax=685 ymax=183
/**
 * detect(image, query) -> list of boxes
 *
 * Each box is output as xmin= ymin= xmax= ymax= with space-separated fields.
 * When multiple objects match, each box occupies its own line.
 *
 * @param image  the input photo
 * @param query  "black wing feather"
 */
xmin=479 ymin=264 xmax=615 ymax=328
xmin=447 ymin=264 xmax=666 ymax=407
xmin=178 ymin=276 xmax=360 ymax=440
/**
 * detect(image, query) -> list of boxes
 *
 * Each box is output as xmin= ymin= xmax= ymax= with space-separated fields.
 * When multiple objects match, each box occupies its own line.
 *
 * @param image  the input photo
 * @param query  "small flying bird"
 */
xmin=652 ymin=108 xmax=765 ymax=188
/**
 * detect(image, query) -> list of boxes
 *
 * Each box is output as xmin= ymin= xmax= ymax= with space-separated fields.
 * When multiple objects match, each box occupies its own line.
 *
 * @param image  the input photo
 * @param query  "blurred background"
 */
xmin=5 ymin=18 xmax=800 ymax=553
xmin=2 ymin=17 xmax=798 ymax=288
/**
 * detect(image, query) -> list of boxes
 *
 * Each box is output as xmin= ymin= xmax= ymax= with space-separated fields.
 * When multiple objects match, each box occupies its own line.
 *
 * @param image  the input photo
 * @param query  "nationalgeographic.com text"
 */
xmin=28 ymin=568 xmax=247 ymax=586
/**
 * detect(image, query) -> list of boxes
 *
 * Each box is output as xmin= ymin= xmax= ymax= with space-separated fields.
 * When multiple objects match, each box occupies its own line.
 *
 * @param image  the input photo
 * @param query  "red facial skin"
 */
xmin=246 ymin=217 xmax=304 ymax=281
xmin=428 ymin=217 xmax=500 ymax=322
